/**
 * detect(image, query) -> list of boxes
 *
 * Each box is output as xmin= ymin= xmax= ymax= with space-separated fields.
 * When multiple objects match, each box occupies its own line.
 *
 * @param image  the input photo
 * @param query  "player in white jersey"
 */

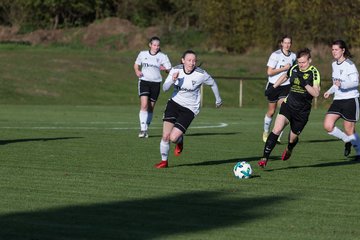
xmin=134 ymin=36 xmax=172 ymax=138
xmin=263 ymin=35 xmax=296 ymax=143
xmin=324 ymin=40 xmax=360 ymax=160
xmin=155 ymin=50 xmax=222 ymax=168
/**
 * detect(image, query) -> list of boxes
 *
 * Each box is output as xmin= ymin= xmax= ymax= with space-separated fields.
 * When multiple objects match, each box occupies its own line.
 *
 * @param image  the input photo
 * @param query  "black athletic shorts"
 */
xmin=138 ymin=80 xmax=161 ymax=102
xmin=265 ymin=83 xmax=291 ymax=103
xmin=326 ymin=98 xmax=359 ymax=122
xmin=163 ymin=99 xmax=195 ymax=133
xmin=279 ymin=102 xmax=310 ymax=135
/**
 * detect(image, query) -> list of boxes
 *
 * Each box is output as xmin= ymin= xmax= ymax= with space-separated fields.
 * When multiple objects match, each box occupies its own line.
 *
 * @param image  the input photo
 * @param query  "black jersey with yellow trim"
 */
xmin=284 ymin=64 xmax=321 ymax=111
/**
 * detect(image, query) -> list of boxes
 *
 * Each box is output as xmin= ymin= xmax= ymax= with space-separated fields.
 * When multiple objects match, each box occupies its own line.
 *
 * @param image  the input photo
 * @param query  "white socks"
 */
xmin=264 ymin=114 xmax=283 ymax=139
xmin=328 ymin=127 xmax=360 ymax=155
xmin=139 ymin=110 xmax=148 ymax=131
xmin=139 ymin=111 xmax=153 ymax=131
xmin=160 ymin=140 xmax=170 ymax=161
xmin=328 ymin=127 xmax=351 ymax=142
xmin=264 ymin=115 xmax=272 ymax=132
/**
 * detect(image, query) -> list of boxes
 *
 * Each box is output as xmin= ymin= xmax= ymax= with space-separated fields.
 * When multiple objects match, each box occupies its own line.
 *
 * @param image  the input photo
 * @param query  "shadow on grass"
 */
xmin=0 ymin=137 xmax=83 ymax=145
xmin=0 ymin=191 xmax=291 ymax=239
xmin=174 ymin=155 xmax=282 ymax=167
xmin=186 ymin=132 xmax=241 ymax=137
xmin=175 ymin=157 xmax=258 ymax=167
xmin=301 ymin=139 xmax=339 ymax=143
xmin=148 ymin=132 xmax=241 ymax=138
xmin=265 ymin=158 xmax=360 ymax=172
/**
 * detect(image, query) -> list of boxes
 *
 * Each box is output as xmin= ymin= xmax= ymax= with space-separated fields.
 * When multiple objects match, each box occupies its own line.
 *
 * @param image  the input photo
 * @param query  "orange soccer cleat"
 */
xmin=174 ymin=142 xmax=183 ymax=156
xmin=258 ymin=158 xmax=268 ymax=168
xmin=155 ymin=161 xmax=168 ymax=168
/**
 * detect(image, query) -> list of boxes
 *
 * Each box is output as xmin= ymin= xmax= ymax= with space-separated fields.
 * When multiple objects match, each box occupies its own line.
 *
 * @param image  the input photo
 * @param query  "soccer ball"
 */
xmin=233 ymin=161 xmax=253 ymax=179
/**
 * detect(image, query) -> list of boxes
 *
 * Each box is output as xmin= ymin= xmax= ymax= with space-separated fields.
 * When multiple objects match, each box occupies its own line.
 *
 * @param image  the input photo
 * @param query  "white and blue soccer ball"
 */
xmin=233 ymin=161 xmax=253 ymax=179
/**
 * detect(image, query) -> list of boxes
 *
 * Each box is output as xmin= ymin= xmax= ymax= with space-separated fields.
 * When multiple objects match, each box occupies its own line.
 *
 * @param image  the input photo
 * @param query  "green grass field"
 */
xmin=0 ymin=105 xmax=359 ymax=239
xmin=0 ymin=44 xmax=358 ymax=239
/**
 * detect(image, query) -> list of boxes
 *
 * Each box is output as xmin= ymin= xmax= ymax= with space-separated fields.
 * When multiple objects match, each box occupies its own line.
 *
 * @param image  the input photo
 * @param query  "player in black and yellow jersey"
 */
xmin=259 ymin=48 xmax=321 ymax=167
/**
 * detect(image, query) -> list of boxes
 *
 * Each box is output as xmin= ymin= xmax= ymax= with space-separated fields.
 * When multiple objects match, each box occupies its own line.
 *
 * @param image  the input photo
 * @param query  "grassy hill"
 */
xmin=0 ymin=43 xmax=336 ymax=108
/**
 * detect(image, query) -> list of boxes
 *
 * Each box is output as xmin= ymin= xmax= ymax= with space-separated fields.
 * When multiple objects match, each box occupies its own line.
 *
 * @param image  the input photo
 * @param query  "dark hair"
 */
xmin=332 ymin=39 xmax=352 ymax=58
xmin=180 ymin=49 xmax=203 ymax=67
xmin=297 ymin=48 xmax=311 ymax=59
xmin=275 ymin=35 xmax=292 ymax=50
xmin=181 ymin=49 xmax=197 ymax=59
xmin=149 ymin=36 xmax=160 ymax=44
xmin=281 ymin=35 xmax=292 ymax=44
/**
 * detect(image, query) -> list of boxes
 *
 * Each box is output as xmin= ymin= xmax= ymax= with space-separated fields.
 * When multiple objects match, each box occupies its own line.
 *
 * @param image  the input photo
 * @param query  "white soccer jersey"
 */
xmin=163 ymin=65 xmax=222 ymax=115
xmin=332 ymin=59 xmax=359 ymax=100
xmin=267 ymin=49 xmax=296 ymax=85
xmin=135 ymin=50 xmax=171 ymax=83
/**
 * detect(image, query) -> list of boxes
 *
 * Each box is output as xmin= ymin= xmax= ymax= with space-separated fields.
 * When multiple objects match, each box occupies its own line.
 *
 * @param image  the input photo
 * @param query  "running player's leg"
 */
xmin=138 ymin=80 xmax=150 ymax=138
xmin=139 ymin=96 xmax=149 ymax=138
xmin=324 ymin=100 xmax=354 ymax=156
xmin=259 ymin=114 xmax=288 ymax=167
xmin=343 ymin=120 xmax=360 ymax=159
xmin=324 ymin=113 xmax=348 ymax=140
xmin=156 ymin=121 xmax=174 ymax=168
xmin=342 ymin=98 xmax=360 ymax=159
xmin=282 ymin=131 xmax=298 ymax=161
xmin=263 ymin=102 xmax=276 ymax=142
xmin=170 ymin=128 xmax=184 ymax=157
xmin=147 ymin=101 xmax=154 ymax=129
xmin=282 ymin=109 xmax=309 ymax=161
xmin=147 ymin=82 xmax=161 ymax=130
xmin=276 ymin=85 xmax=290 ymax=143
xmin=171 ymin=106 xmax=195 ymax=157
xmin=263 ymin=83 xmax=278 ymax=142
xmin=156 ymin=100 xmax=177 ymax=168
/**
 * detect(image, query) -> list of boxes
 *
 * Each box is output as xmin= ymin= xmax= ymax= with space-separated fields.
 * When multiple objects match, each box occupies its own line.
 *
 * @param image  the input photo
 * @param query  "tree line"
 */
xmin=0 ymin=0 xmax=359 ymax=53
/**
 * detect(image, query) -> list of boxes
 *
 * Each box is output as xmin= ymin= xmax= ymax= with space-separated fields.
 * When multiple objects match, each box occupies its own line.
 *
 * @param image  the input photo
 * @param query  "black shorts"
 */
xmin=265 ymin=83 xmax=290 ymax=103
xmin=279 ymin=102 xmax=310 ymax=135
xmin=163 ymin=99 xmax=195 ymax=133
xmin=138 ymin=80 xmax=161 ymax=102
xmin=326 ymin=98 xmax=359 ymax=122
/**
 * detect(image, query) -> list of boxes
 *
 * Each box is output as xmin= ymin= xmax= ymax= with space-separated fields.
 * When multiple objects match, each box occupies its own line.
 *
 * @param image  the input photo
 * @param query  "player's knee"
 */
xmin=267 ymin=109 xmax=276 ymax=117
xmin=169 ymin=135 xmax=179 ymax=143
xmin=162 ymin=134 xmax=170 ymax=142
xmin=323 ymin=122 xmax=333 ymax=132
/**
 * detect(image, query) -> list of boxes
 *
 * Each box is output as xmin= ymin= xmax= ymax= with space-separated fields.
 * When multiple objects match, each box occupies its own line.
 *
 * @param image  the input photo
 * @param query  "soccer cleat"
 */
xmin=138 ymin=131 xmax=149 ymax=138
xmin=281 ymin=148 xmax=292 ymax=161
xmin=174 ymin=142 xmax=183 ymax=156
xmin=155 ymin=161 xmax=168 ymax=168
xmin=344 ymin=142 xmax=352 ymax=157
xmin=354 ymin=155 xmax=360 ymax=161
xmin=262 ymin=131 xmax=269 ymax=143
xmin=258 ymin=158 xmax=268 ymax=168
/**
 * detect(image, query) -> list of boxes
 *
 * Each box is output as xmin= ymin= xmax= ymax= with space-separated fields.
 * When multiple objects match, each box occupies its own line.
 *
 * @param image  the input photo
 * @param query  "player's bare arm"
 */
xmin=267 ymin=63 xmax=290 ymax=76
xmin=273 ymin=73 xmax=288 ymax=88
xmin=134 ymin=63 xmax=143 ymax=77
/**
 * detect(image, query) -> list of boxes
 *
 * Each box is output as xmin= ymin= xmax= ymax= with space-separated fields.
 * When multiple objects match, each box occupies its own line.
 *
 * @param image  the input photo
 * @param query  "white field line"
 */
xmin=0 ymin=122 xmax=228 ymax=130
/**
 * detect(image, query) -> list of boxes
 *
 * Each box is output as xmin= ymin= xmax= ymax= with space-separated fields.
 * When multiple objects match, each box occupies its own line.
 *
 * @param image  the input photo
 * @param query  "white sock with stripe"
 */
xmin=328 ymin=127 xmax=350 ymax=142
xmin=264 ymin=115 xmax=272 ymax=132
xmin=160 ymin=140 xmax=170 ymax=161
xmin=139 ymin=110 xmax=148 ymax=131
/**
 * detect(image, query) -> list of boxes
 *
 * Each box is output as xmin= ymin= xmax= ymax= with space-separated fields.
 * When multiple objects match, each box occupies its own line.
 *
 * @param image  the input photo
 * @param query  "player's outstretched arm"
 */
xmin=210 ymin=81 xmax=222 ymax=108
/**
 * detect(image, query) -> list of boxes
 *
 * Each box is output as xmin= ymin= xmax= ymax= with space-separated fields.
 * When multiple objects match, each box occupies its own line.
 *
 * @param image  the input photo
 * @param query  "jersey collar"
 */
xmin=148 ymin=50 xmax=159 ymax=56
xmin=281 ymin=49 xmax=291 ymax=57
